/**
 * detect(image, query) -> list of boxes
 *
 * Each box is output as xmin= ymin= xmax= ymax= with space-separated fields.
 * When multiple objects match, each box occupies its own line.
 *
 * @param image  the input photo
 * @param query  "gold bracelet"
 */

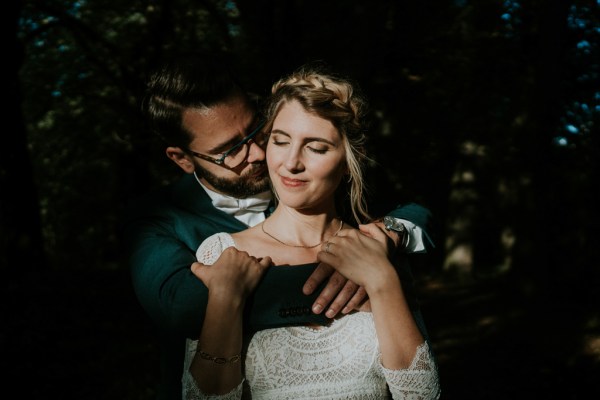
xmin=196 ymin=349 xmax=241 ymax=364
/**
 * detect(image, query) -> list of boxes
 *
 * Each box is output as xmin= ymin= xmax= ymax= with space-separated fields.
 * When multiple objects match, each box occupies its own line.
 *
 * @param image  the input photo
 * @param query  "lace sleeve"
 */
xmin=381 ymin=340 xmax=441 ymax=400
xmin=182 ymin=233 xmax=239 ymax=400
xmin=182 ymin=366 xmax=243 ymax=400
xmin=195 ymin=232 xmax=236 ymax=264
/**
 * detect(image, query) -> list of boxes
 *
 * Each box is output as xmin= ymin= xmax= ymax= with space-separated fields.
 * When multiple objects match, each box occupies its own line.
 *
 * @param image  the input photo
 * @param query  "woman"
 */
xmin=182 ymin=64 xmax=441 ymax=399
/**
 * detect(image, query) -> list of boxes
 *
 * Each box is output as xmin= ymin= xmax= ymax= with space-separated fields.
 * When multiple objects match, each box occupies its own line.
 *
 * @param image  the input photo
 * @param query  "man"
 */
xmin=122 ymin=51 xmax=434 ymax=399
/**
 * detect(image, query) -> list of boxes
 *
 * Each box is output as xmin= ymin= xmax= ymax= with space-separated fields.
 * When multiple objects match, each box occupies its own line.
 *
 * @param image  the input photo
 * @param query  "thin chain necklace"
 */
xmin=261 ymin=219 xmax=344 ymax=248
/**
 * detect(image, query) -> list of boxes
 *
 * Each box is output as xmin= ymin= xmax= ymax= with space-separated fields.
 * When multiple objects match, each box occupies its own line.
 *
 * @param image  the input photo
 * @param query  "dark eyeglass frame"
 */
xmin=186 ymin=119 xmax=267 ymax=167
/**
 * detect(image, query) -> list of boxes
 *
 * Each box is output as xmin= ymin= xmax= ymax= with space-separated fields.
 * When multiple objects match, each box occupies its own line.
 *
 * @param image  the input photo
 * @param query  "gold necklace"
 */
xmin=261 ymin=219 xmax=343 ymax=248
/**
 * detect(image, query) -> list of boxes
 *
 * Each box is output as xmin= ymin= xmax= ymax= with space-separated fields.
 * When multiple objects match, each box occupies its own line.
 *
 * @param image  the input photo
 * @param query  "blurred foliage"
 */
xmin=12 ymin=0 xmax=600 ymax=299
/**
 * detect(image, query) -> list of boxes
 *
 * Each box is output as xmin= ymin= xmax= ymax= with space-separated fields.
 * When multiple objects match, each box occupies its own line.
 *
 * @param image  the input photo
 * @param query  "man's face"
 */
xmin=179 ymin=95 xmax=270 ymax=198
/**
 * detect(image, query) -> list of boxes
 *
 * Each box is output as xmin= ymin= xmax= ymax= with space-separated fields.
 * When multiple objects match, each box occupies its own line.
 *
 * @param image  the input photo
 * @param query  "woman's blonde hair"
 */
xmin=264 ymin=63 xmax=372 ymax=225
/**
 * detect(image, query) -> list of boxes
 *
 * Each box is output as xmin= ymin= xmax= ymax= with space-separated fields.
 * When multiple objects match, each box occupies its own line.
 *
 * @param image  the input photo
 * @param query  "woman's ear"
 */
xmin=166 ymin=147 xmax=195 ymax=174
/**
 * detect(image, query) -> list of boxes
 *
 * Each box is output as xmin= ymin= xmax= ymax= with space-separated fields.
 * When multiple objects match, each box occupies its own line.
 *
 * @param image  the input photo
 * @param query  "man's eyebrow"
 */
xmin=206 ymin=114 xmax=260 ymax=153
xmin=207 ymin=135 xmax=241 ymax=154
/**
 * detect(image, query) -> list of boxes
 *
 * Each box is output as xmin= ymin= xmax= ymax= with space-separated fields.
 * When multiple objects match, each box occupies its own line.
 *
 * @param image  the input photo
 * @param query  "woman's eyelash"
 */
xmin=270 ymin=137 xmax=328 ymax=154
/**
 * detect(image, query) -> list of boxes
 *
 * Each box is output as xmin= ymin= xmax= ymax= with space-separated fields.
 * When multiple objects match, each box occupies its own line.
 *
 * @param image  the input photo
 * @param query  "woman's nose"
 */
xmin=283 ymin=149 xmax=304 ymax=172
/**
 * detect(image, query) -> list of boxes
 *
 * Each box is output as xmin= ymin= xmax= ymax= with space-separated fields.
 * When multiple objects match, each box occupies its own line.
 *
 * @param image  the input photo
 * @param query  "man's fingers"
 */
xmin=322 ymin=279 xmax=361 ymax=318
xmin=309 ymin=271 xmax=350 ymax=316
xmin=341 ymin=286 xmax=368 ymax=314
xmin=302 ymin=262 xmax=334 ymax=295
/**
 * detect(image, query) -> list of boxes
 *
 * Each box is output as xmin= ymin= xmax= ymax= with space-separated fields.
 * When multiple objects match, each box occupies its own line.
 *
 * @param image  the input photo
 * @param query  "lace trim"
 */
xmin=182 ymin=371 xmax=243 ymax=400
xmin=381 ymin=342 xmax=441 ymax=399
xmin=196 ymin=232 xmax=235 ymax=264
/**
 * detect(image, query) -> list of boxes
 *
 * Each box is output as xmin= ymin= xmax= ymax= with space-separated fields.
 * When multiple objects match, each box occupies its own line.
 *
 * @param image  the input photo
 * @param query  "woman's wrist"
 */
xmin=364 ymin=266 xmax=402 ymax=298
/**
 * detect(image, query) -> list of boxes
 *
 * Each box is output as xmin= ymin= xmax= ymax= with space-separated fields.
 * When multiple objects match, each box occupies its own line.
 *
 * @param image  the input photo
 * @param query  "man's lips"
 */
xmin=249 ymin=165 xmax=267 ymax=178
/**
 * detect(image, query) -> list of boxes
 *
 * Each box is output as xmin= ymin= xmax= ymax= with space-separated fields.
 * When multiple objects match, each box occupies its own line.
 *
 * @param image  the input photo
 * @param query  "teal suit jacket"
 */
xmin=122 ymin=173 xmax=434 ymax=399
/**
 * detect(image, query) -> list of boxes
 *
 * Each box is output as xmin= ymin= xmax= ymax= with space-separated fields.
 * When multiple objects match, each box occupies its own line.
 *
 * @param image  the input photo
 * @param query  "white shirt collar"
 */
xmin=194 ymin=172 xmax=271 ymax=226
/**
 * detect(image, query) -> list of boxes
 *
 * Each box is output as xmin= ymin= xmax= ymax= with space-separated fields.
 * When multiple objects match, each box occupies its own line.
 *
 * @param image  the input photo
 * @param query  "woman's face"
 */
xmin=267 ymin=100 xmax=346 ymax=212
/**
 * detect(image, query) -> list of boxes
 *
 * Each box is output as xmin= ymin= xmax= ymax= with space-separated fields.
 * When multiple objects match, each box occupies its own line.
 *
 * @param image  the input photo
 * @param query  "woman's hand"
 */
xmin=189 ymin=247 xmax=271 ymax=395
xmin=317 ymin=224 xmax=396 ymax=293
xmin=191 ymin=247 xmax=272 ymax=299
xmin=303 ymin=221 xmax=401 ymax=317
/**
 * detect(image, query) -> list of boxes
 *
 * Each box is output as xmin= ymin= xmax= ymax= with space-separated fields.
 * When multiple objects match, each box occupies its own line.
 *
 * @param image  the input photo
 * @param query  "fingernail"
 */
xmin=312 ymin=304 xmax=323 ymax=314
xmin=342 ymin=307 xmax=350 ymax=314
xmin=326 ymin=309 xmax=335 ymax=318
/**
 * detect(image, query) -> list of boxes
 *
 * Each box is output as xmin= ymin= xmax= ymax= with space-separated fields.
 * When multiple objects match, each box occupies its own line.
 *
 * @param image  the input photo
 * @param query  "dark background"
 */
xmin=3 ymin=0 xmax=599 ymax=398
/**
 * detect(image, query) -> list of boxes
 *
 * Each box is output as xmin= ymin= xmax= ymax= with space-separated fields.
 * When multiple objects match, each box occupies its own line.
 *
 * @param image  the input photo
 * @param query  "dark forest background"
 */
xmin=3 ymin=0 xmax=599 ymax=399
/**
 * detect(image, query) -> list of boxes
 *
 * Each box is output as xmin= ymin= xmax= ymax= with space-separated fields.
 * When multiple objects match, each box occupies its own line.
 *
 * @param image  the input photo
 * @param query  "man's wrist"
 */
xmin=383 ymin=216 xmax=408 ymax=252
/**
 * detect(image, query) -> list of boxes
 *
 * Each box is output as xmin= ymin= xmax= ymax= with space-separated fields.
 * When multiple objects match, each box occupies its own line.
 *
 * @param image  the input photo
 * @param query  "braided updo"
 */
xmin=264 ymin=64 xmax=372 ymax=225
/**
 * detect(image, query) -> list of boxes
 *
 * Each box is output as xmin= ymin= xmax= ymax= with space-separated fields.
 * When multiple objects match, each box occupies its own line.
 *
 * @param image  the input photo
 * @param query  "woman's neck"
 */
xmin=262 ymin=207 xmax=341 ymax=249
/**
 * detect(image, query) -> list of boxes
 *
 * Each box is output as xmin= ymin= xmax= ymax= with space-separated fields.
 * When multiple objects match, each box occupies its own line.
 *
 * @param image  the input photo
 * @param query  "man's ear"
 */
xmin=166 ymin=147 xmax=195 ymax=174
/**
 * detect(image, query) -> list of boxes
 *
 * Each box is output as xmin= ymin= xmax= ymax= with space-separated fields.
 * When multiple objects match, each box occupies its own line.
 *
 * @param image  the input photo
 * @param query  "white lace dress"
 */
xmin=182 ymin=233 xmax=441 ymax=400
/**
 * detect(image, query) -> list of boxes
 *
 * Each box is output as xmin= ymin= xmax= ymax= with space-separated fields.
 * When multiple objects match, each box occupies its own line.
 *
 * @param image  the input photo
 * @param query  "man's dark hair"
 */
xmin=142 ymin=51 xmax=248 ymax=147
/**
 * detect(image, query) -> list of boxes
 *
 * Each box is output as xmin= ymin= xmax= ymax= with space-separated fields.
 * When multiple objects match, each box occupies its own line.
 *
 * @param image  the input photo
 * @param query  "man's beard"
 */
xmin=196 ymin=164 xmax=270 ymax=198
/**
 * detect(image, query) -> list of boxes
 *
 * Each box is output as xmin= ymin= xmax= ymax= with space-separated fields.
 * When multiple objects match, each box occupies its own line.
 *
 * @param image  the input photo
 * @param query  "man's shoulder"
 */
xmin=387 ymin=203 xmax=432 ymax=225
xmin=125 ymin=174 xmax=201 ymax=214
xmin=120 ymin=175 xmax=211 ymax=236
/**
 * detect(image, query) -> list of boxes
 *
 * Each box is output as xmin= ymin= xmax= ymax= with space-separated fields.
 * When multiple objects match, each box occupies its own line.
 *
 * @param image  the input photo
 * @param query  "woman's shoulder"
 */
xmin=195 ymin=232 xmax=236 ymax=264
xmin=230 ymin=224 xmax=263 ymax=250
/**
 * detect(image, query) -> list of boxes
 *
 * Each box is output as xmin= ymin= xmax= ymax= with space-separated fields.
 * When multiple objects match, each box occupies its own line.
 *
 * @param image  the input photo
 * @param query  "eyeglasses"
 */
xmin=187 ymin=119 xmax=268 ymax=168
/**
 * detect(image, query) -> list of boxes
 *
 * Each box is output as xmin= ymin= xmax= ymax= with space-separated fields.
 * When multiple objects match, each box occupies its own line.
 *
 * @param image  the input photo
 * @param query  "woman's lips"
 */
xmin=280 ymin=176 xmax=306 ymax=188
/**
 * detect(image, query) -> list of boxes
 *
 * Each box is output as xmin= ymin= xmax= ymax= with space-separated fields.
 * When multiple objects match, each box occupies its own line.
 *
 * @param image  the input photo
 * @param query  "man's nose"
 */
xmin=246 ymin=140 xmax=266 ymax=163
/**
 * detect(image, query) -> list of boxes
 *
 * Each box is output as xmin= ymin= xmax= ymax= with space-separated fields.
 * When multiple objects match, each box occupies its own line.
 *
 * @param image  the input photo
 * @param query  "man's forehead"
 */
xmin=183 ymin=99 xmax=255 ymax=146
xmin=183 ymin=102 xmax=256 ymax=125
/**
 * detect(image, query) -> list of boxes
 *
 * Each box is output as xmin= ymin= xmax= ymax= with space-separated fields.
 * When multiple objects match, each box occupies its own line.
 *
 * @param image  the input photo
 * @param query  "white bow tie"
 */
xmin=211 ymin=191 xmax=272 ymax=215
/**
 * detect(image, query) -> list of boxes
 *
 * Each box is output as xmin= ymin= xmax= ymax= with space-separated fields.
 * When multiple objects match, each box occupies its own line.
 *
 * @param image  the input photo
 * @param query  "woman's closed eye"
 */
xmin=270 ymin=133 xmax=330 ymax=153
xmin=270 ymin=137 xmax=289 ymax=146
xmin=307 ymin=145 xmax=328 ymax=154
xmin=270 ymin=139 xmax=329 ymax=154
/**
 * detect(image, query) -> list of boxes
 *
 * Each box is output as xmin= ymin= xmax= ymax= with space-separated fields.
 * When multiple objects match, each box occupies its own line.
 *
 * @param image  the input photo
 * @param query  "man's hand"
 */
xmin=302 ymin=263 xmax=367 ymax=318
xmin=373 ymin=219 xmax=402 ymax=257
